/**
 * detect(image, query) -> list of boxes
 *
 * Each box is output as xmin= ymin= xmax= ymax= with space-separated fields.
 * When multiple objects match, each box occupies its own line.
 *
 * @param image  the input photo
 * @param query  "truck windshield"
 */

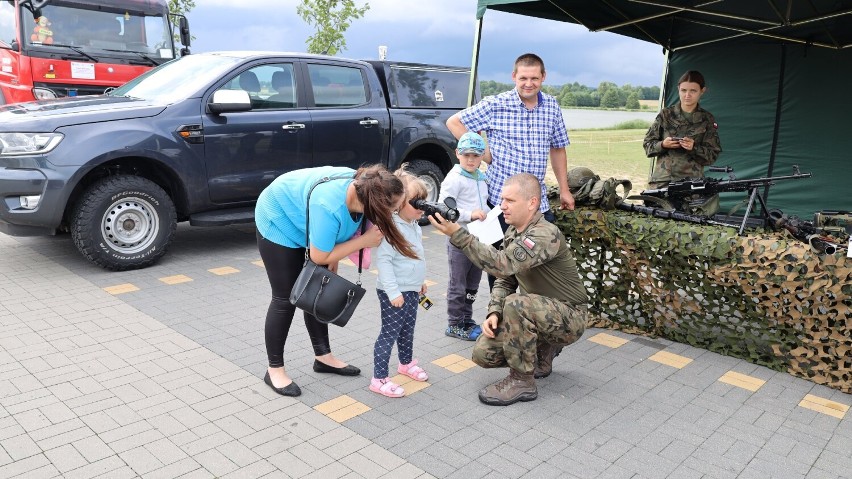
xmin=23 ymin=1 xmax=174 ymax=61
xmin=109 ymin=54 xmax=242 ymax=103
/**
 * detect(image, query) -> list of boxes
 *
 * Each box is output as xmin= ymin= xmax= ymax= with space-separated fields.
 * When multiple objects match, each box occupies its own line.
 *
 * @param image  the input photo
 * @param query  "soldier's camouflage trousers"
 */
xmin=472 ymin=293 xmax=587 ymax=374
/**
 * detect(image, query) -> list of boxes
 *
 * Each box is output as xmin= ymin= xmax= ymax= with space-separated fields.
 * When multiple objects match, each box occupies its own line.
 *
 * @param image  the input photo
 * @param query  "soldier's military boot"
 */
xmin=533 ymin=343 xmax=564 ymax=379
xmin=478 ymin=369 xmax=537 ymax=406
xmin=533 ymin=343 xmax=554 ymax=379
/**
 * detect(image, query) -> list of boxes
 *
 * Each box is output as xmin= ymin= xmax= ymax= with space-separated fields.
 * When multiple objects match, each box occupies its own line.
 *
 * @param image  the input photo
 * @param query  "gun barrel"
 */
xmin=807 ymin=235 xmax=839 ymax=255
xmin=639 ymin=171 xmax=812 ymax=198
xmin=615 ymin=201 xmax=732 ymax=227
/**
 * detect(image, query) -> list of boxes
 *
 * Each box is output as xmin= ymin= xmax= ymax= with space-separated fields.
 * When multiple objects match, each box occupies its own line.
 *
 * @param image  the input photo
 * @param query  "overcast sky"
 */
xmin=187 ymin=0 xmax=666 ymax=88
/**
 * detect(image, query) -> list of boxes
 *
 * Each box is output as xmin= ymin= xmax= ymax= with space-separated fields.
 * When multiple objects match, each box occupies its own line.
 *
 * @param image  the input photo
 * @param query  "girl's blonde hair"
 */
xmin=353 ymin=165 xmax=417 ymax=259
xmin=394 ymin=170 xmax=428 ymax=201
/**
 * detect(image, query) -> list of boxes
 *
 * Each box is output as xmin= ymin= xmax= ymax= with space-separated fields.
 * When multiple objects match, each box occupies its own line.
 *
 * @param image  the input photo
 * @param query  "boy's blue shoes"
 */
xmin=445 ymin=323 xmax=482 ymax=341
xmin=467 ymin=324 xmax=482 ymax=340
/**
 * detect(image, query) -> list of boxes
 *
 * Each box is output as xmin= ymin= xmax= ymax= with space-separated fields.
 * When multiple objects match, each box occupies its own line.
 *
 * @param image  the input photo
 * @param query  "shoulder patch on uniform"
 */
xmin=513 ymin=247 xmax=528 ymax=261
xmin=522 ymin=237 xmax=536 ymax=249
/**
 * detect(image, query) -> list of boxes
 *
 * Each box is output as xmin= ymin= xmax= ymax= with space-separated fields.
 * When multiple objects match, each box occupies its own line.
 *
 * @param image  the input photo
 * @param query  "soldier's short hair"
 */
xmin=504 ymin=173 xmax=541 ymax=205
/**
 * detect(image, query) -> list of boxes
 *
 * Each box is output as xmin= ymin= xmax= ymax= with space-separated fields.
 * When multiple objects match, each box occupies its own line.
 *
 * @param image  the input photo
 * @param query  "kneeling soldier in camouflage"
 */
xmin=429 ymin=173 xmax=588 ymax=405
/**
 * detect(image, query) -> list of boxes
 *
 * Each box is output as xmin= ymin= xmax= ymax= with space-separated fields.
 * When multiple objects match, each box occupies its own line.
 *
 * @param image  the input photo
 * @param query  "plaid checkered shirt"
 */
xmin=459 ymin=89 xmax=569 ymax=211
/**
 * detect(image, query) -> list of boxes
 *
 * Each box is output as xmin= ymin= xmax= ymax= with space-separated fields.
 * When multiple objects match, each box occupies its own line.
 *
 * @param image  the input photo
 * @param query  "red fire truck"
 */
xmin=0 ymin=0 xmax=190 ymax=104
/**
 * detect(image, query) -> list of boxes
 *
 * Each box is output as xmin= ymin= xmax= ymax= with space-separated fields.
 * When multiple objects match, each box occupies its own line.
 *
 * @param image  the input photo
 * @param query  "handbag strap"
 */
xmin=304 ymin=175 xmax=367 ymax=280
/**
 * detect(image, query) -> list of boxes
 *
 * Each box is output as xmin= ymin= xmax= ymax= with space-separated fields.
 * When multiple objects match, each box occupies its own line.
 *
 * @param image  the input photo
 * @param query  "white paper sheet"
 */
xmin=71 ymin=62 xmax=95 ymax=80
xmin=466 ymin=207 xmax=504 ymax=244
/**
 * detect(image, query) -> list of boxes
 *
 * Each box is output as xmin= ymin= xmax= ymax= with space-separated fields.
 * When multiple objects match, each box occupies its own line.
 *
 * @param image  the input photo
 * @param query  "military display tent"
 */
xmin=474 ymin=0 xmax=852 ymax=217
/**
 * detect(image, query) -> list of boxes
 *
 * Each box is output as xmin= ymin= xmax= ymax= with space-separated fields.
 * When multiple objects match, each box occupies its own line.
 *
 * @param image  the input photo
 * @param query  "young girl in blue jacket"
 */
xmin=370 ymin=171 xmax=430 ymax=397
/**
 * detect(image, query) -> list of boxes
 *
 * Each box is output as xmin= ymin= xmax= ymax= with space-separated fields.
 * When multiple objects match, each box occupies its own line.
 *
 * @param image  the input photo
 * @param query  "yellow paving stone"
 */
xmin=209 ymin=266 xmax=240 ymax=275
xmin=432 ymin=354 xmax=477 ymax=373
xmin=445 ymin=360 xmax=477 ymax=373
xmin=424 ymin=279 xmax=438 ymax=287
xmin=252 ymin=260 xmax=264 ymax=268
xmin=392 ymin=375 xmax=431 ymax=394
xmin=799 ymin=394 xmax=849 ymax=419
xmin=432 ymin=354 xmax=467 ymax=368
xmin=648 ymin=350 xmax=693 ymax=369
xmin=314 ymin=395 xmax=357 ymax=415
xmin=587 ymin=333 xmax=629 ymax=348
xmin=327 ymin=402 xmax=371 ymax=422
xmin=104 ymin=283 xmax=139 ymax=295
xmin=159 ymin=274 xmax=193 ymax=285
xmin=718 ymin=371 xmax=765 ymax=392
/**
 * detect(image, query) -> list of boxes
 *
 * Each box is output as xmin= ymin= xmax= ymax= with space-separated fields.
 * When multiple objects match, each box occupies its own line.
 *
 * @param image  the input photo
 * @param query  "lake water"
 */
xmin=562 ymin=108 xmax=657 ymax=130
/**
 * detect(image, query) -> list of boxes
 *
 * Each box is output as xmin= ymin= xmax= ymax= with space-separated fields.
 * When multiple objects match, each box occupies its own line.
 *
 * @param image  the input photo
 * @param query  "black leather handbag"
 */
xmin=289 ymin=176 xmax=367 ymax=327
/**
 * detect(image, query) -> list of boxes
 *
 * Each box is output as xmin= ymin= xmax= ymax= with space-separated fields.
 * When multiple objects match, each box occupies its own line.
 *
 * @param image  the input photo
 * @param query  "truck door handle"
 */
xmin=282 ymin=123 xmax=306 ymax=131
xmin=359 ymin=119 xmax=379 ymax=127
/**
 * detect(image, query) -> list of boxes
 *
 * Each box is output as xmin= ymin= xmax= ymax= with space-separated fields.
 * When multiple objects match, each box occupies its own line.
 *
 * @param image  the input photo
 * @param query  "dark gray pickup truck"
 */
xmin=0 ymin=51 xmax=473 ymax=270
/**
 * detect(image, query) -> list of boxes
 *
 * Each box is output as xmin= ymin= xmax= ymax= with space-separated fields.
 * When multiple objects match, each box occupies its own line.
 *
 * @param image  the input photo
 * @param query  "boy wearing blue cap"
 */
xmin=439 ymin=132 xmax=490 ymax=340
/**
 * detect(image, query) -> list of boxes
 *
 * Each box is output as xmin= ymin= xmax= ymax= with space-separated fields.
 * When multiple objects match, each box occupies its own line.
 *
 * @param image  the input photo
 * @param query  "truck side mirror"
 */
xmin=208 ymin=90 xmax=252 ymax=114
xmin=179 ymin=16 xmax=191 ymax=48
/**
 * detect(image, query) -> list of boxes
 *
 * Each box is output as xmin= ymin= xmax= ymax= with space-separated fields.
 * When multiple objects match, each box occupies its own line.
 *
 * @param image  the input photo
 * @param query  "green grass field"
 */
xmin=544 ymin=128 xmax=652 ymax=194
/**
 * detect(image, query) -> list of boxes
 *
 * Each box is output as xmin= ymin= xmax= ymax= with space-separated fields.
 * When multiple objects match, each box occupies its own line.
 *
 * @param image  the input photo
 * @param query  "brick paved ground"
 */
xmin=1 ymin=224 xmax=850 ymax=478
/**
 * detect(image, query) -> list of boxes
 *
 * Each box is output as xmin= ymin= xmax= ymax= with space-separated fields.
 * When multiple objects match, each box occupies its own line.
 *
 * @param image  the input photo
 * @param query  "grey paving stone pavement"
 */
xmin=1 ymin=223 xmax=850 ymax=478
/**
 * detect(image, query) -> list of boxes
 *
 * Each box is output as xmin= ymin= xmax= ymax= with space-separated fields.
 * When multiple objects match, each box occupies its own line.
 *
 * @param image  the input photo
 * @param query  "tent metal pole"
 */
xmin=467 ymin=17 xmax=483 ymax=108
xmin=765 ymin=43 xmax=786 ymax=206
xmin=650 ymin=47 xmax=671 ymax=181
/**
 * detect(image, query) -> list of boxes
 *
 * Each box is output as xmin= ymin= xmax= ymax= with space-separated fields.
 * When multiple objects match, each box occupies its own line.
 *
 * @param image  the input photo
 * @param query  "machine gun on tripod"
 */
xmin=630 ymin=165 xmax=812 ymax=235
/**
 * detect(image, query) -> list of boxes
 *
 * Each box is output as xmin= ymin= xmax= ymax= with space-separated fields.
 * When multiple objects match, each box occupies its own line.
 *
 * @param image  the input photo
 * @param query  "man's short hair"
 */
xmin=504 ymin=173 xmax=541 ymax=204
xmin=514 ymin=53 xmax=545 ymax=74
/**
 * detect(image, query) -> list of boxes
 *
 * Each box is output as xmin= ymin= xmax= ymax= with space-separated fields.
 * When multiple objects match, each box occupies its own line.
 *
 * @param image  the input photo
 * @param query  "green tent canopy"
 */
xmin=475 ymin=0 xmax=852 ymax=217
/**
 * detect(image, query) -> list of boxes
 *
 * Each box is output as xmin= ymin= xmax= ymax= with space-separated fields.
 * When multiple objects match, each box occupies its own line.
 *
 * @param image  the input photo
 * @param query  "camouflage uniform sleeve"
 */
xmin=643 ymin=112 xmax=665 ymax=157
xmin=690 ymin=112 xmax=722 ymax=167
xmin=450 ymin=226 xmax=559 ymax=279
xmin=451 ymin=225 xmax=560 ymax=321
xmin=487 ymin=276 xmax=517 ymax=321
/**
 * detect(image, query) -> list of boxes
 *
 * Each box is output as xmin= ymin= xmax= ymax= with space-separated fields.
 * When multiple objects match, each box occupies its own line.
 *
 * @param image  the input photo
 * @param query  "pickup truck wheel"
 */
xmin=403 ymin=160 xmax=445 ymax=225
xmin=71 ymin=176 xmax=177 ymax=271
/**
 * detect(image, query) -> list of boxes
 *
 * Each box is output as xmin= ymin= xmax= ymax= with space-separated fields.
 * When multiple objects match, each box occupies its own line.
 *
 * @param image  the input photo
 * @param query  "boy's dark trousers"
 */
xmin=447 ymin=240 xmax=483 ymax=326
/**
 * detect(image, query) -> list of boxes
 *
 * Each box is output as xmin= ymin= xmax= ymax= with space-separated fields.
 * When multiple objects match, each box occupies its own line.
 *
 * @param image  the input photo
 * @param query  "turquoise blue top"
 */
xmin=255 ymin=166 xmax=361 ymax=251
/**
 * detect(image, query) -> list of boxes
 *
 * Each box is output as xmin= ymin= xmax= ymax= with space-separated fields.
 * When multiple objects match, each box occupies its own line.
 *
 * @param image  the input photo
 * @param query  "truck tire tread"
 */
xmin=70 ymin=175 xmax=177 ymax=271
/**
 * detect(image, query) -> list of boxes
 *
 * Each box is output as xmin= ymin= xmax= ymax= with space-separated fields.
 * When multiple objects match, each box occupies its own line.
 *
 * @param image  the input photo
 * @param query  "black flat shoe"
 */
xmin=264 ymin=371 xmax=301 ymax=397
xmin=313 ymin=359 xmax=361 ymax=376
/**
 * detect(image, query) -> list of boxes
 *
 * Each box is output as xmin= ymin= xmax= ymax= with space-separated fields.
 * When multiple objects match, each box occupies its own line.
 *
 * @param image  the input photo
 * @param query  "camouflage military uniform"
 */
xmin=449 ymin=211 xmax=588 ymax=374
xmin=643 ymin=103 xmax=722 ymax=188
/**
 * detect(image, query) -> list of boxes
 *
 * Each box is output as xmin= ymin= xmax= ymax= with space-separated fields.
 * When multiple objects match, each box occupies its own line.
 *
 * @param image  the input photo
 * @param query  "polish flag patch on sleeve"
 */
xmin=522 ymin=237 xmax=536 ymax=249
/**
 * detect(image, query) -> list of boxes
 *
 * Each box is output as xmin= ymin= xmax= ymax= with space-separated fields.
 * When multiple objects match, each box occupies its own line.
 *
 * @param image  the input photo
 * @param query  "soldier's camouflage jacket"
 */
xmin=643 ymin=103 xmax=722 ymax=185
xmin=449 ymin=211 xmax=588 ymax=320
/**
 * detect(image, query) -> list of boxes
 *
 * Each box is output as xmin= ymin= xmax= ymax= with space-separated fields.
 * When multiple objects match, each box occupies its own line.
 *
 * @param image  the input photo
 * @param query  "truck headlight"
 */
xmin=0 ymin=133 xmax=64 ymax=156
xmin=33 ymin=88 xmax=58 ymax=100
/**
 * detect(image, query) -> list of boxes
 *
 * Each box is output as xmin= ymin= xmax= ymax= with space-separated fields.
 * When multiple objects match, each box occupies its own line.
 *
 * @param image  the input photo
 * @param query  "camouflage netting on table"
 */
xmin=551 ymin=203 xmax=852 ymax=393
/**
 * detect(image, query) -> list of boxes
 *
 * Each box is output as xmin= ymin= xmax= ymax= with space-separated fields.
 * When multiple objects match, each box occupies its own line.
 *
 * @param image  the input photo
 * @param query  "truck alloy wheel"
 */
xmin=71 ymin=175 xmax=176 ymax=271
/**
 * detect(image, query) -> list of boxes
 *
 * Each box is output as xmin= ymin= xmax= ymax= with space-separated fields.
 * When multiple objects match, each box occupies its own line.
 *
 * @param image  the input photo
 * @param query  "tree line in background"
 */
xmin=480 ymin=80 xmax=660 ymax=109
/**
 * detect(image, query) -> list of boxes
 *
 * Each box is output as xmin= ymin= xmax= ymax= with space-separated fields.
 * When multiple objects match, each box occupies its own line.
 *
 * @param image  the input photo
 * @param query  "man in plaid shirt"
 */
xmin=447 ymin=53 xmax=576 ymax=292
xmin=446 ymin=53 xmax=576 ymax=222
